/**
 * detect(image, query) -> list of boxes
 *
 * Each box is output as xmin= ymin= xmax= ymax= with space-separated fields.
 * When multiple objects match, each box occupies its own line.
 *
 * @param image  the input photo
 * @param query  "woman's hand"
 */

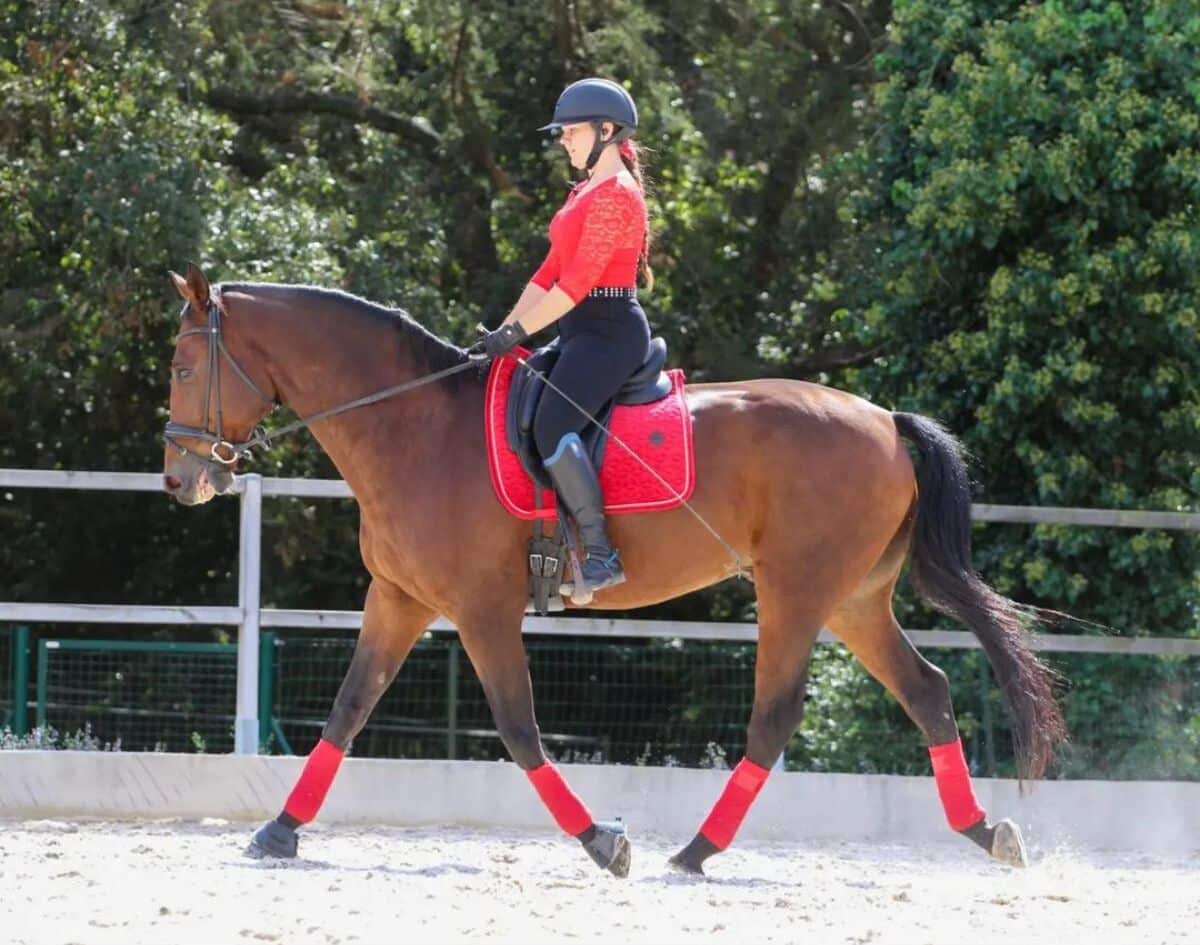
xmin=472 ymin=321 xmax=529 ymax=359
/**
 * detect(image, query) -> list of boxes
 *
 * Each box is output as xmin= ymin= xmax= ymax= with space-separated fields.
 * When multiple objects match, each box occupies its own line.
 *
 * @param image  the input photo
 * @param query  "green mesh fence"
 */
xmin=268 ymin=631 xmax=761 ymax=765
xmin=1044 ymin=652 xmax=1200 ymax=780
xmin=36 ymin=640 xmax=238 ymax=752
xmin=22 ymin=631 xmax=1200 ymax=778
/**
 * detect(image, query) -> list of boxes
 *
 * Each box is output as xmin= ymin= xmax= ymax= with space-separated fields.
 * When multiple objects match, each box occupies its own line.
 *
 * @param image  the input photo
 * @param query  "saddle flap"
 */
xmin=505 ymin=341 xmax=561 ymax=455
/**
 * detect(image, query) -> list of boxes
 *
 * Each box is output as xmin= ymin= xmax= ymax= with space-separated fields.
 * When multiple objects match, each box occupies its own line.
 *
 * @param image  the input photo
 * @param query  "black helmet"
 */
xmin=539 ymin=77 xmax=638 ymax=134
xmin=540 ymin=78 xmax=638 ymax=171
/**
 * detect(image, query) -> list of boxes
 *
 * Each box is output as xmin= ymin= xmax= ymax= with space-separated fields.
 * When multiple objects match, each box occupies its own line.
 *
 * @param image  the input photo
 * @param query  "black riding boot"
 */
xmin=544 ymin=433 xmax=626 ymax=592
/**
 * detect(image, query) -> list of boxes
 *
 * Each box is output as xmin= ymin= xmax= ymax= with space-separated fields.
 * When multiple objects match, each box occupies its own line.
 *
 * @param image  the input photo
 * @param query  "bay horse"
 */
xmin=162 ymin=264 xmax=1065 ymax=876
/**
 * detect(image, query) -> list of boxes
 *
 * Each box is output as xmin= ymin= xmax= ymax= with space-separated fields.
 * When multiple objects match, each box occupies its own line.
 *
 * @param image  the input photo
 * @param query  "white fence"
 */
xmin=2 ymin=468 xmax=1198 ymax=754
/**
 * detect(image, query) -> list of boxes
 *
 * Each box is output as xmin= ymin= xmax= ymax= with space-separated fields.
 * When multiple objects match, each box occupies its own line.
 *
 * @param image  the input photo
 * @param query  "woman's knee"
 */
xmin=534 ymin=404 xmax=575 ymax=460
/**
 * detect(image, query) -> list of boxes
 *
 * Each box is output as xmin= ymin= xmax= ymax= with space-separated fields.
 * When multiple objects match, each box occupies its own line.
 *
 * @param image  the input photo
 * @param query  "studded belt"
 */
xmin=586 ymin=287 xmax=637 ymax=299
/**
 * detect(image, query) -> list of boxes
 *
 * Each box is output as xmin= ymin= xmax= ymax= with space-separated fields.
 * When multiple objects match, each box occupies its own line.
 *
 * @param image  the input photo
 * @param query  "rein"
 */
xmin=163 ymin=292 xmax=476 ymax=467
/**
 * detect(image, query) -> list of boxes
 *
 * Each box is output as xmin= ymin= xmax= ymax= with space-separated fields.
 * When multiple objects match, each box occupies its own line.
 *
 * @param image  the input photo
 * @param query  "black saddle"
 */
xmin=505 ymin=336 xmax=671 ymax=491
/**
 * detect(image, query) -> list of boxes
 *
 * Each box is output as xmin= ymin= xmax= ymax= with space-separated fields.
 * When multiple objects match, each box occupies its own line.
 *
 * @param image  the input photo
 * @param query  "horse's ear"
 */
xmin=184 ymin=261 xmax=211 ymax=308
xmin=169 ymin=270 xmax=190 ymax=302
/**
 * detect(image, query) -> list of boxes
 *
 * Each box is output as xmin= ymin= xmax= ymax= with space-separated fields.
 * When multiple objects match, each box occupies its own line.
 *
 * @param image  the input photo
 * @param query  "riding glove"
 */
xmin=476 ymin=322 xmax=529 ymax=359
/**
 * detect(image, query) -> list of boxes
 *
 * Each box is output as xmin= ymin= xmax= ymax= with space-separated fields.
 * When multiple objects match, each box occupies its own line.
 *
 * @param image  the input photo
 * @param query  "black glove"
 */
xmin=473 ymin=321 xmax=529 ymax=359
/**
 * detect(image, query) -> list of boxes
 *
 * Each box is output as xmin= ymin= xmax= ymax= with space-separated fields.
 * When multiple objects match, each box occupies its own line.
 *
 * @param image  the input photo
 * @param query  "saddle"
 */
xmin=505 ymin=335 xmax=672 ymax=491
xmin=503 ymin=335 xmax=672 ymax=614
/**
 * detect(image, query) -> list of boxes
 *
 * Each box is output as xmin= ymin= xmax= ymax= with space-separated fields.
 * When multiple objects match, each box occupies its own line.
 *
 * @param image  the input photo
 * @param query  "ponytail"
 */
xmin=618 ymin=138 xmax=655 ymax=293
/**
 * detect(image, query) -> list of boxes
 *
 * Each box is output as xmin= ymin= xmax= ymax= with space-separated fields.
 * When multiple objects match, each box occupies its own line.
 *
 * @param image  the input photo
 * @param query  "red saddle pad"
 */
xmin=484 ymin=348 xmax=696 ymax=521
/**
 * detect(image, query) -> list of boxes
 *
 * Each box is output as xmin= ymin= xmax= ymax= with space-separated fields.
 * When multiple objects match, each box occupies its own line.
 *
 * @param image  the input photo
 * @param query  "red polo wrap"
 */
xmin=698 ymin=758 xmax=771 ymax=850
xmin=283 ymin=738 xmax=345 ymax=825
xmin=929 ymin=738 xmax=986 ymax=830
xmin=527 ymin=762 xmax=594 ymax=837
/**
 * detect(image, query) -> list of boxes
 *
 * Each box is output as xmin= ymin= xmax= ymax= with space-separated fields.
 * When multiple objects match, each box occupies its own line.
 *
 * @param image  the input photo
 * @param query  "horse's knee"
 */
xmin=496 ymin=718 xmax=545 ymax=770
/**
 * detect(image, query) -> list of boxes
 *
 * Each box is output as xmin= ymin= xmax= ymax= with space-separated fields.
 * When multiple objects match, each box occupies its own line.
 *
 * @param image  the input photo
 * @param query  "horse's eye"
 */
xmin=174 ymin=367 xmax=193 ymax=381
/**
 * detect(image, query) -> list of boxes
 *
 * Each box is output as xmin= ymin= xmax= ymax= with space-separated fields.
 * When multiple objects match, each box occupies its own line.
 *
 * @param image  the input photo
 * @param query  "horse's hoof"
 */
xmin=990 ymin=818 xmax=1028 ymax=868
xmin=245 ymin=819 xmax=298 ymax=860
xmin=667 ymin=833 xmax=717 ymax=876
xmin=668 ymin=850 xmax=705 ymax=876
xmin=581 ymin=820 xmax=630 ymax=878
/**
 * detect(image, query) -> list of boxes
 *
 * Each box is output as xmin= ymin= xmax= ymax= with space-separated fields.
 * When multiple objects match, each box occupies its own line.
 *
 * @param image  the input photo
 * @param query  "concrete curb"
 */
xmin=1 ymin=753 xmax=1197 ymax=855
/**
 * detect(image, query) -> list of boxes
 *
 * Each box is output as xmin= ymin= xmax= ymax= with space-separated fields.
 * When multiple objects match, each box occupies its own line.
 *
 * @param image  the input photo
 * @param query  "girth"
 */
xmin=505 ymin=336 xmax=671 ymax=490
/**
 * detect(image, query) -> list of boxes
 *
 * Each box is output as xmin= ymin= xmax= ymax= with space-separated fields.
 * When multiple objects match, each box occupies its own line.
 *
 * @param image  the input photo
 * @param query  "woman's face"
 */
xmin=558 ymin=121 xmax=614 ymax=171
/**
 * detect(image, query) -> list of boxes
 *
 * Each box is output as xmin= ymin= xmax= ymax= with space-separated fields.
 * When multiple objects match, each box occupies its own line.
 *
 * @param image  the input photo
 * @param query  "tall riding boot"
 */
xmin=544 ymin=433 xmax=626 ymax=592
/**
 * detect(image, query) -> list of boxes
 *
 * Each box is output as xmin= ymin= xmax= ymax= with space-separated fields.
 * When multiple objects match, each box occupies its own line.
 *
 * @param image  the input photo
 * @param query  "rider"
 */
xmin=477 ymin=77 xmax=653 ymax=593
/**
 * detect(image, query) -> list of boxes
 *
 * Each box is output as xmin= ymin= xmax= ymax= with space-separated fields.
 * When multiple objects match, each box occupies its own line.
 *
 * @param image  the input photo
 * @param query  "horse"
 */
xmin=162 ymin=263 xmax=1066 ymax=876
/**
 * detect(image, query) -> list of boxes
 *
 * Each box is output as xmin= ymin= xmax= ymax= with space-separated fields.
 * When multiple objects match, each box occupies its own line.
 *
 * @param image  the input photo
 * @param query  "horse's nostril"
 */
xmin=164 ymin=474 xmax=182 ymax=492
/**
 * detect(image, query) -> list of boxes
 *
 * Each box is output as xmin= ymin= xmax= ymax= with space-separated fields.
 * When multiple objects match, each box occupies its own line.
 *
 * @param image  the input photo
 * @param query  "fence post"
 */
xmin=446 ymin=639 xmax=459 ymax=760
xmin=35 ymin=639 xmax=52 ymax=731
xmin=12 ymin=625 xmax=30 ymax=736
xmin=258 ymin=630 xmax=276 ymax=753
xmin=235 ymin=474 xmax=263 ymax=755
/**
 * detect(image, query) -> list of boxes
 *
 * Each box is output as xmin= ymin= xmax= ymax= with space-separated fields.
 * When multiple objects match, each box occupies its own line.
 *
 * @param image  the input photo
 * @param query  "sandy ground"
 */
xmin=1 ymin=819 xmax=1196 ymax=944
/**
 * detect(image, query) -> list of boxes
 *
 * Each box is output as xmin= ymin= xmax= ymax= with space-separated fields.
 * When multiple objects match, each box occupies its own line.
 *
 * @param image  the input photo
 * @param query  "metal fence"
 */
xmin=2 ymin=468 xmax=1197 ymax=762
xmin=14 ymin=629 xmax=1199 ymax=778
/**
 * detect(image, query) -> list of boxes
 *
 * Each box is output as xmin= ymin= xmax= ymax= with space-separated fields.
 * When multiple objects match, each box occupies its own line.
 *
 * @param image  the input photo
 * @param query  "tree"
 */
xmin=806 ymin=0 xmax=1200 ymax=777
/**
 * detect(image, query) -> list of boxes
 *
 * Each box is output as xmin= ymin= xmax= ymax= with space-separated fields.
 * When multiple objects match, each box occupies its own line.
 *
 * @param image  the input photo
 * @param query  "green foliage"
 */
xmin=818 ymin=0 xmax=1200 ymax=776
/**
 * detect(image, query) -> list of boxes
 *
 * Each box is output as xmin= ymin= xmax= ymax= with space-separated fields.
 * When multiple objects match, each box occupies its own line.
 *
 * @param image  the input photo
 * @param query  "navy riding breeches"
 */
xmin=532 ymin=294 xmax=652 ymax=460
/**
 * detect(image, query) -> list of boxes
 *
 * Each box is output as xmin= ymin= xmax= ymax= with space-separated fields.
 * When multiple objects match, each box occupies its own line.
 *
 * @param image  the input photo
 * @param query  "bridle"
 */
xmin=163 ymin=292 xmax=275 ymax=466
xmin=163 ymin=289 xmax=478 ymax=467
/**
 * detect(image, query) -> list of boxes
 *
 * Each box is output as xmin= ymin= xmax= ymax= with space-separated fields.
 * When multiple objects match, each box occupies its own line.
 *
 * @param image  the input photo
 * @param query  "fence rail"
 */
xmin=3 ymin=467 xmax=1198 ymax=753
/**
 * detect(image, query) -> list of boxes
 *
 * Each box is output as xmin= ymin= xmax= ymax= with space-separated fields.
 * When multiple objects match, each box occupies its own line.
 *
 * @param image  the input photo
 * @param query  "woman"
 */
xmin=478 ymin=77 xmax=654 ymax=594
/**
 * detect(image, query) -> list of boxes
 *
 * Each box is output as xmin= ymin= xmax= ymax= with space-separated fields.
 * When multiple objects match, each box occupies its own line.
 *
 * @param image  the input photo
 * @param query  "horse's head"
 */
xmin=162 ymin=263 xmax=277 ymax=505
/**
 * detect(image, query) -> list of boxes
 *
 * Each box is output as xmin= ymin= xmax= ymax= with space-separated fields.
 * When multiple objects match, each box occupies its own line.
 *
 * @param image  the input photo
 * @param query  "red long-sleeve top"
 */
xmin=529 ymin=174 xmax=647 ymax=304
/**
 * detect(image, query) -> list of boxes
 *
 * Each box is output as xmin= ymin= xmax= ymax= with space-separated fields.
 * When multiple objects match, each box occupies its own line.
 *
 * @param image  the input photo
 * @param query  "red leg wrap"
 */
xmin=698 ymin=758 xmax=771 ymax=851
xmin=283 ymin=739 xmax=345 ymax=825
xmin=929 ymin=738 xmax=986 ymax=830
xmin=526 ymin=762 xmax=594 ymax=837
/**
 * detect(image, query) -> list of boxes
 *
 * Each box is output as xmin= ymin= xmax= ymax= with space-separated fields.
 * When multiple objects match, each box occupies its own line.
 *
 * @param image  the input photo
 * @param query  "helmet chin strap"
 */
xmin=584 ymin=120 xmax=609 ymax=174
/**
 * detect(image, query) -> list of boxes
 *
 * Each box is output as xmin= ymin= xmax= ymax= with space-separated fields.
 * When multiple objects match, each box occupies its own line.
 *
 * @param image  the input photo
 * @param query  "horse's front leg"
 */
xmin=246 ymin=579 xmax=437 ymax=859
xmin=456 ymin=608 xmax=631 ymax=878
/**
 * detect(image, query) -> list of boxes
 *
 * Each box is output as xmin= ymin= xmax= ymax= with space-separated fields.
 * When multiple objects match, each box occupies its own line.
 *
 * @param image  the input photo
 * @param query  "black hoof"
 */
xmin=245 ymin=819 xmax=298 ymax=860
xmin=581 ymin=820 xmax=631 ymax=878
xmin=667 ymin=851 xmax=705 ymax=876
xmin=669 ymin=833 xmax=719 ymax=876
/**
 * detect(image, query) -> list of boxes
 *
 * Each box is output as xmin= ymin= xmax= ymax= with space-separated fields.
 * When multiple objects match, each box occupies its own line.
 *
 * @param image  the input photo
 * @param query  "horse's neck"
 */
xmin=245 ymin=294 xmax=470 ymax=500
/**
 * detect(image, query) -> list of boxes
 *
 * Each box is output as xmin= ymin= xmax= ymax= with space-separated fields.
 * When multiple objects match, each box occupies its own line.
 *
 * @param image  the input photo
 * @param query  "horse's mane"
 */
xmin=221 ymin=282 xmax=467 ymax=370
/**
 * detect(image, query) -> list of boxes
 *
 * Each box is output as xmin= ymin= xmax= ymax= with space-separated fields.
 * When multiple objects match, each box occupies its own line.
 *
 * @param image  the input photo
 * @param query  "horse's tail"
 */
xmin=893 ymin=411 xmax=1066 ymax=780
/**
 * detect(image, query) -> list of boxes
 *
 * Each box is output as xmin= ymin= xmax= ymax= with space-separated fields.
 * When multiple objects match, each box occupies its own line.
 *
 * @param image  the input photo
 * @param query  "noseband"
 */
xmin=163 ymin=293 xmax=275 ymax=466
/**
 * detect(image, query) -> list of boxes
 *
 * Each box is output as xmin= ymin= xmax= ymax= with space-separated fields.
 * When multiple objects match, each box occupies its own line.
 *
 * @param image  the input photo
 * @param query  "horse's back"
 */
xmin=683 ymin=377 xmax=914 ymax=520
xmin=685 ymin=377 xmax=897 ymax=442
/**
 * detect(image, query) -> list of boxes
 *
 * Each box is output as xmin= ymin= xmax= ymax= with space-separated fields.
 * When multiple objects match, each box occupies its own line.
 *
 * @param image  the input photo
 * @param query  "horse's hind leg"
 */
xmin=246 ymin=579 xmax=437 ymax=859
xmin=827 ymin=584 xmax=1028 ymax=866
xmin=455 ymin=609 xmax=630 ymax=877
xmin=670 ymin=566 xmax=826 ymax=875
